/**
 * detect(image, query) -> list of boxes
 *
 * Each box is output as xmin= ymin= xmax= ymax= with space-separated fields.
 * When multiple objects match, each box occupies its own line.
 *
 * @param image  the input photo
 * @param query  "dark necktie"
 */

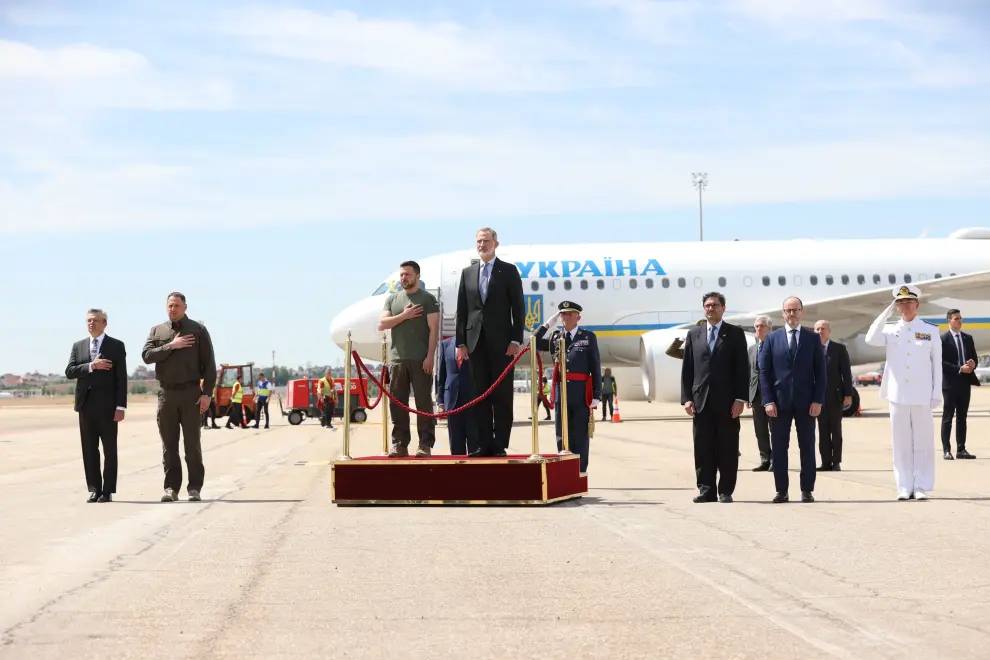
xmin=788 ymin=329 xmax=798 ymax=360
xmin=956 ymin=334 xmax=964 ymax=363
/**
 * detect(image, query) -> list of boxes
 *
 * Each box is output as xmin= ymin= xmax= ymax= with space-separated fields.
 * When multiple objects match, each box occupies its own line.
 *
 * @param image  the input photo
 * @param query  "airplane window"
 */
xmin=662 ymin=278 xmax=670 ymax=288
xmin=372 ymin=283 xmax=389 ymax=295
xmin=531 ymin=281 xmax=539 ymax=291
xmin=794 ymin=275 xmax=803 ymax=286
xmin=873 ymin=274 xmax=881 ymax=284
xmin=743 ymin=276 xmax=752 ymax=287
xmin=950 ymin=272 xmax=957 ymax=276
xmin=810 ymin=275 xmax=818 ymax=285
xmin=580 ymin=280 xmax=589 ymax=290
xmin=547 ymin=281 xmax=556 ymax=291
xmin=857 ymin=274 xmax=865 ymax=285
xmin=778 ymin=275 xmax=786 ymax=286
xmin=919 ymin=273 xmax=928 ymax=280
xmin=678 ymin=277 xmax=686 ymax=288
xmin=841 ymin=275 xmax=849 ymax=285
xmin=564 ymin=280 xmax=572 ymax=290
xmin=718 ymin=276 xmax=726 ymax=286
xmin=613 ymin=279 xmax=621 ymax=290
xmin=888 ymin=274 xmax=896 ymax=284
xmin=904 ymin=274 xmax=912 ymax=283
xmin=762 ymin=276 xmax=770 ymax=286
xmin=596 ymin=279 xmax=605 ymax=289
xmin=629 ymin=279 xmax=638 ymax=289
xmin=645 ymin=278 xmax=654 ymax=289
xmin=693 ymin=277 xmax=702 ymax=288
xmin=825 ymin=275 xmax=834 ymax=285
xmin=934 ymin=273 xmax=942 ymax=279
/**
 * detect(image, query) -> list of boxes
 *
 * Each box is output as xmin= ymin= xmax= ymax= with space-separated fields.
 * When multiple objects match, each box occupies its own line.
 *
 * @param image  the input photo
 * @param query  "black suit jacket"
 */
xmin=65 ymin=335 xmax=128 ymax=414
xmin=455 ymin=256 xmax=525 ymax=354
xmin=824 ymin=340 xmax=854 ymax=404
xmin=680 ymin=321 xmax=749 ymax=414
xmin=941 ymin=330 xmax=981 ymax=390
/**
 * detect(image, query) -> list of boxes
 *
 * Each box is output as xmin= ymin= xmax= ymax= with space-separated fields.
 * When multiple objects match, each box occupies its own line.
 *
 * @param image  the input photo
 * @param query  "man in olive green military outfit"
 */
xmin=142 ymin=292 xmax=217 ymax=502
xmin=378 ymin=260 xmax=440 ymax=457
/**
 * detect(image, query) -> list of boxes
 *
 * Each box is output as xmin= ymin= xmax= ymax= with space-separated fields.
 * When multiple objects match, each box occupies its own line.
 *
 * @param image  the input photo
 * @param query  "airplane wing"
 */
xmin=717 ymin=270 xmax=990 ymax=340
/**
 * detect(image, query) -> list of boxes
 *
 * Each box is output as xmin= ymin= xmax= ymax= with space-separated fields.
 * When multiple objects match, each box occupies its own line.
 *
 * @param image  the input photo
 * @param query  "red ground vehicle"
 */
xmin=278 ymin=377 xmax=371 ymax=425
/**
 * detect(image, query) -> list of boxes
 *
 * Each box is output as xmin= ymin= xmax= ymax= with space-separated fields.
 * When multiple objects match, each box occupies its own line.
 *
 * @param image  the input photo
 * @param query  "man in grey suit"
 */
xmin=748 ymin=315 xmax=773 ymax=471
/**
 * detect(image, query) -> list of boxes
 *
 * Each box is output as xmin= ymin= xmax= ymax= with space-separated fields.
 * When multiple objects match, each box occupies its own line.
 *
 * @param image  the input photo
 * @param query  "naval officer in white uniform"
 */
xmin=865 ymin=284 xmax=942 ymax=500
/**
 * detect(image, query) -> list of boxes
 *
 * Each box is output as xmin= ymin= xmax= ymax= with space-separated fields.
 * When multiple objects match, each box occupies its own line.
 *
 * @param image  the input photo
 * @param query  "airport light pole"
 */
xmin=692 ymin=172 xmax=708 ymax=241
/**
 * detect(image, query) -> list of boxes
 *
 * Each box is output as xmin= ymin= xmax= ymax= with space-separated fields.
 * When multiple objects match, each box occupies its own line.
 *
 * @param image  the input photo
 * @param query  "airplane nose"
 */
xmin=330 ymin=297 xmax=387 ymax=359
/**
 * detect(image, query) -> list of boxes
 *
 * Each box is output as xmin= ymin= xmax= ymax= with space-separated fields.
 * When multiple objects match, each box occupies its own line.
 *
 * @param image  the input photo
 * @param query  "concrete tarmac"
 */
xmin=2 ymin=388 xmax=989 ymax=659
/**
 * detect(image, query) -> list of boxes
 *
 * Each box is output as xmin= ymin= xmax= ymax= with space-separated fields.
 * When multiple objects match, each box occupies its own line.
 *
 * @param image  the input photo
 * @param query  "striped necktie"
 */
xmin=91 ymin=338 xmax=98 ymax=361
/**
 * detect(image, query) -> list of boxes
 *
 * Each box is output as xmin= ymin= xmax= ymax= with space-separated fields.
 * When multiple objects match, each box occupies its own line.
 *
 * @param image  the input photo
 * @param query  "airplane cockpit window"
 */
xmin=372 ymin=283 xmax=389 ymax=295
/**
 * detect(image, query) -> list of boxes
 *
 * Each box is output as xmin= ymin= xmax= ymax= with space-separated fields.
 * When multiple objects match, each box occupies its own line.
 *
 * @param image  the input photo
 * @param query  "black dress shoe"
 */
xmin=944 ymin=451 xmax=954 ymax=460
xmin=832 ymin=463 xmax=841 ymax=471
xmin=718 ymin=494 xmax=733 ymax=503
xmin=957 ymin=449 xmax=976 ymax=459
xmin=493 ymin=449 xmax=507 ymax=457
xmin=816 ymin=465 xmax=832 ymax=471
xmin=87 ymin=492 xmax=99 ymax=503
xmin=752 ymin=462 xmax=770 ymax=472
xmin=693 ymin=494 xmax=716 ymax=503
xmin=97 ymin=493 xmax=112 ymax=502
xmin=772 ymin=492 xmax=788 ymax=503
xmin=802 ymin=491 xmax=814 ymax=503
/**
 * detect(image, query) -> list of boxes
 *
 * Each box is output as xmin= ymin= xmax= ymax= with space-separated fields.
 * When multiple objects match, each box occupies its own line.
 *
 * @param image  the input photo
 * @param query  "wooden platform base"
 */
xmin=330 ymin=453 xmax=587 ymax=505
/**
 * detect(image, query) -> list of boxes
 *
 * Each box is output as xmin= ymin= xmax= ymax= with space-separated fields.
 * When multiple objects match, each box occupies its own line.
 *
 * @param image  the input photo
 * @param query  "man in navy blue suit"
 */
xmin=436 ymin=336 xmax=474 ymax=455
xmin=758 ymin=296 xmax=827 ymax=503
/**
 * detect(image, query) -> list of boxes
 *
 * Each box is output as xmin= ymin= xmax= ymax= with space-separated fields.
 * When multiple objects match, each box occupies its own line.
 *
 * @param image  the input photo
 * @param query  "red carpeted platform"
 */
xmin=331 ymin=453 xmax=587 ymax=505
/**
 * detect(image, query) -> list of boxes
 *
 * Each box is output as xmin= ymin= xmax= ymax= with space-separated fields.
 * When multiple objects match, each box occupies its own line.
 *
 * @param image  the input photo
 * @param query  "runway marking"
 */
xmin=581 ymin=506 xmax=914 ymax=659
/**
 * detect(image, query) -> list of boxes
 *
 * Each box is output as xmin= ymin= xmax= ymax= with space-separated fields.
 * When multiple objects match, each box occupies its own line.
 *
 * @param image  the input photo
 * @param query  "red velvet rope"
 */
xmin=351 ymin=347 xmax=532 ymax=419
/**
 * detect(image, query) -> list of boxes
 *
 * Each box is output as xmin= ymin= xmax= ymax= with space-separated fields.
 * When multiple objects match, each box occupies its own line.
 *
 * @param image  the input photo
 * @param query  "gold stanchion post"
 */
xmin=380 ymin=333 xmax=390 ymax=455
xmin=340 ymin=331 xmax=353 ymax=460
xmin=528 ymin=336 xmax=541 ymax=461
xmin=557 ymin=334 xmax=571 ymax=455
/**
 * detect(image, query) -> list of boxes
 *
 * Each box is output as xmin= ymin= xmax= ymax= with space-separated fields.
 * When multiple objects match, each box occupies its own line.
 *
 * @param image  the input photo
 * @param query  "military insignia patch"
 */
xmin=915 ymin=332 xmax=931 ymax=341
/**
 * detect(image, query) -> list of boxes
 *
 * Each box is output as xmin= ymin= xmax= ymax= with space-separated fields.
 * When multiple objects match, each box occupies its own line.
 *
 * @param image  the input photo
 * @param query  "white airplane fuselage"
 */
xmin=330 ymin=233 xmax=990 ymax=403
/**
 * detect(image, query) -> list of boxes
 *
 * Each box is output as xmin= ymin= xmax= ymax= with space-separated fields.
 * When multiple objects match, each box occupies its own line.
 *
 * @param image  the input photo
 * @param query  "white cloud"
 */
xmin=2 ymin=131 xmax=987 ymax=235
xmin=220 ymin=7 xmax=651 ymax=92
xmin=0 ymin=39 xmax=148 ymax=78
xmin=0 ymin=39 xmax=233 ymax=112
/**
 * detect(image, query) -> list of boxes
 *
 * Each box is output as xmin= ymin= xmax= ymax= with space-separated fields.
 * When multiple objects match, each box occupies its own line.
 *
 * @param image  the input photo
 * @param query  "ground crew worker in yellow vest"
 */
xmin=254 ymin=372 xmax=272 ymax=429
xmin=225 ymin=374 xmax=246 ymax=429
xmin=200 ymin=378 xmax=219 ymax=429
xmin=317 ymin=367 xmax=337 ymax=429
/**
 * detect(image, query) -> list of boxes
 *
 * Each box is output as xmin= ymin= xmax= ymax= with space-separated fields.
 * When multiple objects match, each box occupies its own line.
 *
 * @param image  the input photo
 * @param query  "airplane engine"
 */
xmin=638 ymin=328 xmax=696 ymax=403
xmin=639 ymin=327 xmax=757 ymax=403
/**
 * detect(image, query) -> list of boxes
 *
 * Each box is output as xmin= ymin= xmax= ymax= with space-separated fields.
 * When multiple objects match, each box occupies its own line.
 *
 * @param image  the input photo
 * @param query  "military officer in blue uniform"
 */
xmin=534 ymin=301 xmax=602 ymax=473
xmin=865 ymin=284 xmax=942 ymax=500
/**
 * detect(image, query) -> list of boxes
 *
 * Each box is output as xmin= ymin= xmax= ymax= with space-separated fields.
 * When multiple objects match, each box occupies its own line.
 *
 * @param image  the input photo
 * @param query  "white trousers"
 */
xmin=888 ymin=401 xmax=935 ymax=493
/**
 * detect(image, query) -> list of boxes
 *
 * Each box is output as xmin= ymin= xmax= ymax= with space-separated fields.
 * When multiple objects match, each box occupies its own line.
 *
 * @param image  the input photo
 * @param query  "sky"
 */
xmin=1 ymin=0 xmax=989 ymax=374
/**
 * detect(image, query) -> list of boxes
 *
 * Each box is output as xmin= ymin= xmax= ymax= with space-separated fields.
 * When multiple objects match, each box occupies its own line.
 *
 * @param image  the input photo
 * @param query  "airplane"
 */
xmin=330 ymin=227 xmax=990 ymax=415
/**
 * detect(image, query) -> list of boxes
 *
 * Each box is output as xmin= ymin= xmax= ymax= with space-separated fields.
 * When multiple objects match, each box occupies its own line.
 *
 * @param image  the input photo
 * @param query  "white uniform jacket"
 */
xmin=864 ymin=304 xmax=942 ymax=407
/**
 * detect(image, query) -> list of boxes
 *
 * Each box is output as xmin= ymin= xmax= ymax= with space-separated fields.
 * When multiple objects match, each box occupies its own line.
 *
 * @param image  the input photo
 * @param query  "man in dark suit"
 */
xmin=941 ymin=309 xmax=980 ymax=459
xmin=680 ymin=292 xmax=749 ymax=503
xmin=454 ymin=227 xmax=525 ymax=456
xmin=814 ymin=319 xmax=854 ymax=471
xmin=748 ymin=315 xmax=773 ymax=471
xmin=436 ymin=336 xmax=475 ymax=455
xmin=64 ymin=308 xmax=127 ymax=502
xmin=759 ymin=297 xmax=827 ymax=503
